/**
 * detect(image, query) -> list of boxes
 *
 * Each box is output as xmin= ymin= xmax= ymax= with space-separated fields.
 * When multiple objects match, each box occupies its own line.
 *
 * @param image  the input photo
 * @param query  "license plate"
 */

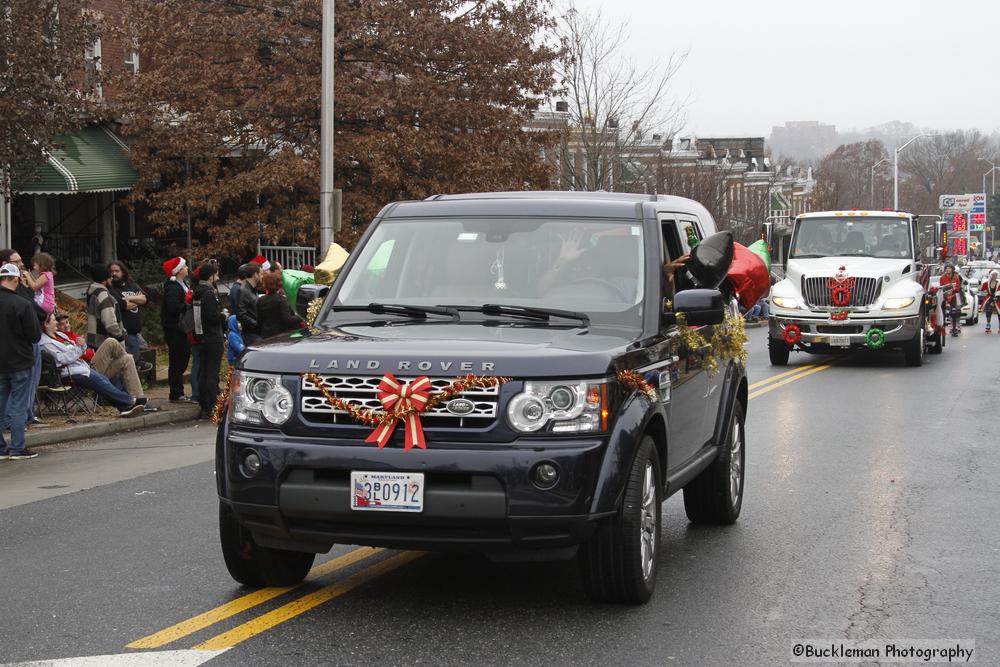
xmin=350 ymin=471 xmax=424 ymax=512
xmin=830 ymin=335 xmax=850 ymax=347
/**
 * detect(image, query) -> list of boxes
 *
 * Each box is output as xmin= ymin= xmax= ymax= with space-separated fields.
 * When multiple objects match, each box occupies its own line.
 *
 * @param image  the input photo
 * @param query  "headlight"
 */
xmin=772 ymin=296 xmax=799 ymax=309
xmin=883 ymin=297 xmax=915 ymax=310
xmin=232 ymin=372 xmax=292 ymax=425
xmin=507 ymin=380 xmax=609 ymax=434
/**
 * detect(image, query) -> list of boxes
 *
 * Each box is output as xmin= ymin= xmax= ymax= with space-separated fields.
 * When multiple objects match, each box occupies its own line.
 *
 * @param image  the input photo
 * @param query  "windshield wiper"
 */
xmin=791 ymin=254 xmax=825 ymax=258
xmin=445 ymin=304 xmax=590 ymax=327
xmin=333 ymin=303 xmax=459 ymax=320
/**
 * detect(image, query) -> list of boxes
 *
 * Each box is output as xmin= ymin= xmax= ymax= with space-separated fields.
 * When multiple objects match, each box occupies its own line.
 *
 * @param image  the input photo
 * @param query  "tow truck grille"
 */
xmin=301 ymin=375 xmax=500 ymax=427
xmin=803 ymin=277 xmax=881 ymax=308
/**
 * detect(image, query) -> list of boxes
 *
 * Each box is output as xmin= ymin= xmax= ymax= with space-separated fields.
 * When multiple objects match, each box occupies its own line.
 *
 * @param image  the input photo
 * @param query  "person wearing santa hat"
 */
xmin=160 ymin=256 xmax=192 ymax=402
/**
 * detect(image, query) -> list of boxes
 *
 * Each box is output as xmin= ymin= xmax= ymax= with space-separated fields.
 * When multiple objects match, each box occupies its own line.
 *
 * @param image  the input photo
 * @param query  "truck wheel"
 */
xmin=219 ymin=501 xmax=315 ymax=587
xmin=903 ymin=320 xmax=924 ymax=367
xmin=683 ymin=401 xmax=745 ymax=525
xmin=768 ymin=338 xmax=790 ymax=366
xmin=579 ymin=436 xmax=661 ymax=604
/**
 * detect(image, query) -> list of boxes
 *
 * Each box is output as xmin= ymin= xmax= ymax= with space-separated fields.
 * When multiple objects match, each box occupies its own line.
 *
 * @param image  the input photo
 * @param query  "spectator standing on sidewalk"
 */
xmin=188 ymin=263 xmax=204 ymax=407
xmin=258 ymin=271 xmax=305 ymax=338
xmin=161 ymin=256 xmax=192 ymax=402
xmin=85 ymin=263 xmax=126 ymax=350
xmin=192 ymin=263 xmax=226 ymax=419
xmin=0 ymin=249 xmax=47 ymax=428
xmin=227 ymin=314 xmax=245 ymax=366
xmin=228 ymin=263 xmax=251 ymax=315
xmin=24 ymin=252 xmax=56 ymax=315
xmin=0 ymin=263 xmax=42 ymax=460
xmin=236 ymin=261 xmax=263 ymax=345
xmin=109 ymin=260 xmax=152 ymax=371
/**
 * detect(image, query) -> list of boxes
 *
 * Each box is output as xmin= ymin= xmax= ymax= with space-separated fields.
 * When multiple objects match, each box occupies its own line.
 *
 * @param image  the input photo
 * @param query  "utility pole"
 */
xmin=319 ymin=0 xmax=337 ymax=251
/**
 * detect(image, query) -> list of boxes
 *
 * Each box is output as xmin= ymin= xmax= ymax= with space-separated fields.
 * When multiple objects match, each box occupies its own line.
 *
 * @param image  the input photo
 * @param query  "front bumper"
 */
xmin=221 ymin=429 xmax=609 ymax=554
xmin=768 ymin=313 xmax=920 ymax=349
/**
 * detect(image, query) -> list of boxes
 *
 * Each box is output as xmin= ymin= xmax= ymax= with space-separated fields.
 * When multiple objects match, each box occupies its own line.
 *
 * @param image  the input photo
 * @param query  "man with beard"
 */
xmin=109 ymin=260 xmax=153 ymax=373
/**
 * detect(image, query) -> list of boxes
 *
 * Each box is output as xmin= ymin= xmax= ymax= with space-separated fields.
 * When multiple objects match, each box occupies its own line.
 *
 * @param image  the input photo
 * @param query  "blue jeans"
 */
xmin=125 ymin=333 xmax=141 ymax=366
xmin=26 ymin=343 xmax=41 ymax=422
xmin=70 ymin=370 xmax=133 ymax=410
xmin=190 ymin=344 xmax=202 ymax=403
xmin=0 ymin=368 xmax=34 ymax=455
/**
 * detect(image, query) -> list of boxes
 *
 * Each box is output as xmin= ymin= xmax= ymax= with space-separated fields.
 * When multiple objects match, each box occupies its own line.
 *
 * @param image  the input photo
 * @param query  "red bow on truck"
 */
xmin=364 ymin=373 xmax=433 ymax=450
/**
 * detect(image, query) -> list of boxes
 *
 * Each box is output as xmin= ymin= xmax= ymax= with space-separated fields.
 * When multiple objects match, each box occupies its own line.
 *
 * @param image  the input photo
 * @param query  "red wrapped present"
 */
xmin=727 ymin=242 xmax=770 ymax=309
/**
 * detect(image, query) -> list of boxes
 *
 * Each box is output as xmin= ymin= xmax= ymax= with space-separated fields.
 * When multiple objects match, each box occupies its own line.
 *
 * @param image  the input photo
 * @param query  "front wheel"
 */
xmin=903 ymin=317 xmax=925 ymax=367
xmin=219 ymin=501 xmax=315 ymax=587
xmin=683 ymin=401 xmax=746 ymax=525
xmin=768 ymin=337 xmax=790 ymax=366
xmin=579 ymin=436 xmax=661 ymax=604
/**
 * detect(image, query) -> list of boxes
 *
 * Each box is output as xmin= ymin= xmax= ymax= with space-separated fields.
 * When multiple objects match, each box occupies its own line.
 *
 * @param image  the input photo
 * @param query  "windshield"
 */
xmin=789 ymin=216 xmax=913 ymax=259
xmin=332 ymin=217 xmax=646 ymax=330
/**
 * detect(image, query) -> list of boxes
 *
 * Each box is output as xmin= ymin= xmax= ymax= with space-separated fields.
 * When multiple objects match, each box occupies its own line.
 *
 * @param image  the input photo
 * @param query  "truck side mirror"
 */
xmin=663 ymin=288 xmax=725 ymax=327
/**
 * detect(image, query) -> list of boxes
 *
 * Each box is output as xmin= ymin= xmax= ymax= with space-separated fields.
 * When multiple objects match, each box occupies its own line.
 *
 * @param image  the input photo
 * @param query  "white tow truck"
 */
xmin=767 ymin=210 xmax=942 ymax=367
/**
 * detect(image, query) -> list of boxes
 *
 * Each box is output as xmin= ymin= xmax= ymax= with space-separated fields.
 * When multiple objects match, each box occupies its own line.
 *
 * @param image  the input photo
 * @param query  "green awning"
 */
xmin=770 ymin=191 xmax=791 ymax=211
xmin=18 ymin=125 xmax=137 ymax=195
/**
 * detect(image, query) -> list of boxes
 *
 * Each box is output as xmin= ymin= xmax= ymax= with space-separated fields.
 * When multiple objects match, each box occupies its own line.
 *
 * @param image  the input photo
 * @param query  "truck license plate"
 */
xmin=351 ymin=471 xmax=424 ymax=512
xmin=830 ymin=335 xmax=850 ymax=347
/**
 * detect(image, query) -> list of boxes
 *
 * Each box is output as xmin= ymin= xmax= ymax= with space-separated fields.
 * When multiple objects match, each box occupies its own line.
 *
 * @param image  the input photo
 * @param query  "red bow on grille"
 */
xmin=364 ymin=373 xmax=433 ymax=450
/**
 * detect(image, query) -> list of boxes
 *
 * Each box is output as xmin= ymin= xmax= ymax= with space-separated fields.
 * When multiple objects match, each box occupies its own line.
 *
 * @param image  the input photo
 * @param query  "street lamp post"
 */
xmin=871 ymin=157 xmax=889 ymax=209
xmin=319 ymin=0 xmax=336 ymax=251
xmin=894 ymin=133 xmax=934 ymax=211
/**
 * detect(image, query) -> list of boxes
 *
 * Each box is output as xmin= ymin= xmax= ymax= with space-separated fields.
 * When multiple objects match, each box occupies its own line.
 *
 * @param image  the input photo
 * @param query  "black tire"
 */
xmin=768 ymin=337 xmax=790 ymax=366
xmin=219 ymin=501 xmax=315 ymax=587
xmin=579 ymin=436 xmax=661 ymax=604
xmin=683 ymin=401 xmax=745 ymax=525
xmin=903 ymin=317 xmax=925 ymax=367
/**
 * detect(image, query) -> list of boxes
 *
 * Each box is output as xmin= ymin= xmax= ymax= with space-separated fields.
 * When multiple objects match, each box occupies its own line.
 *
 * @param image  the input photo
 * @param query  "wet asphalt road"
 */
xmin=1 ymin=326 xmax=998 ymax=666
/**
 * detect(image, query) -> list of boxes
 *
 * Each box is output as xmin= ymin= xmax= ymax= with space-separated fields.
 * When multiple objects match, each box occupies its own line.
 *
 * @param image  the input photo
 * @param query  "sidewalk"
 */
xmin=27 ymin=383 xmax=202 ymax=449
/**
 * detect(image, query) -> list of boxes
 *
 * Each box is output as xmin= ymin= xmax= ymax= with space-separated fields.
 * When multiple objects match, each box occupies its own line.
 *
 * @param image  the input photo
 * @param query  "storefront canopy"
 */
xmin=17 ymin=125 xmax=137 ymax=195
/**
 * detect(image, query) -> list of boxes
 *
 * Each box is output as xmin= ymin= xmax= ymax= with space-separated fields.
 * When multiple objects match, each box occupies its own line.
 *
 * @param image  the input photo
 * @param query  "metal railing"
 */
xmin=258 ymin=245 xmax=317 ymax=270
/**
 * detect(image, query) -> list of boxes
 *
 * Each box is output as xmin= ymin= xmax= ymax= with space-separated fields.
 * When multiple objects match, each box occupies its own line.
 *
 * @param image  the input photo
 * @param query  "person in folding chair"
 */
xmin=38 ymin=313 xmax=147 ymax=418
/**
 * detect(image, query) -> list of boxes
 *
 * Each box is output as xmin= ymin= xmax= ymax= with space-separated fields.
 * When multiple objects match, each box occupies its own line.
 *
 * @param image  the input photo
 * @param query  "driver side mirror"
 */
xmin=662 ymin=288 xmax=725 ymax=327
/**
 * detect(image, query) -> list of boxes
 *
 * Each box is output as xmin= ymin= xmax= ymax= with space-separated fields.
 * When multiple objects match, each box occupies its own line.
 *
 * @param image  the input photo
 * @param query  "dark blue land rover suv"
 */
xmin=217 ymin=191 xmax=748 ymax=604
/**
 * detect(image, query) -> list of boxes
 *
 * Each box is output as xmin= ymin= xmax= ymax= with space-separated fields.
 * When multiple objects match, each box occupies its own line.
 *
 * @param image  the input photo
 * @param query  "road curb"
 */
xmin=27 ymin=404 xmax=202 ymax=449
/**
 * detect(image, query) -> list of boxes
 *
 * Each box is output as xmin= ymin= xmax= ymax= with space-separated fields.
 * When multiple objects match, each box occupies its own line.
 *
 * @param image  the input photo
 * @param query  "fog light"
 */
xmin=532 ymin=462 xmax=559 ymax=489
xmin=241 ymin=450 xmax=262 ymax=478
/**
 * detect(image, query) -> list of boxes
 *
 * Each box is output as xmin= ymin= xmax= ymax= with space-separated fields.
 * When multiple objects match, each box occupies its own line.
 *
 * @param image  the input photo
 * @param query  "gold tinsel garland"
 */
xmin=306 ymin=297 xmax=324 ymax=330
xmin=616 ymin=370 xmax=657 ymax=401
xmin=212 ymin=367 xmax=235 ymax=425
xmin=304 ymin=372 xmax=512 ymax=432
xmin=675 ymin=312 xmax=748 ymax=376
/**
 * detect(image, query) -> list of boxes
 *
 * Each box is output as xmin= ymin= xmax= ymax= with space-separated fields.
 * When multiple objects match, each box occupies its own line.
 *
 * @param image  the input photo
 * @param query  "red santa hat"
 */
xmin=163 ymin=257 xmax=187 ymax=278
xmin=251 ymin=255 xmax=271 ymax=271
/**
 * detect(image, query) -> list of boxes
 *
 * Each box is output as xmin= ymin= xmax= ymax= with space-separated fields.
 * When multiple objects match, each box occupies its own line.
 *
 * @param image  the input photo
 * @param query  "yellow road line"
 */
xmin=128 ymin=547 xmax=381 ymax=649
xmin=748 ymin=362 xmax=835 ymax=401
xmin=193 ymin=551 xmax=424 ymax=651
xmin=747 ymin=363 xmax=817 ymax=390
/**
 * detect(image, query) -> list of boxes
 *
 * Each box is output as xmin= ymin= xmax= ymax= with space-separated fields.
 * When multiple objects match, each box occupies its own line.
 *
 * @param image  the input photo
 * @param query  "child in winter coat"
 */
xmin=227 ymin=314 xmax=245 ymax=365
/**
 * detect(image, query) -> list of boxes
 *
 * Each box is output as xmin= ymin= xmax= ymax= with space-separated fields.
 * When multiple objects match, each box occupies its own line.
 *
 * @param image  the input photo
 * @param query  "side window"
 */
xmin=678 ymin=219 xmax=702 ymax=253
xmin=661 ymin=219 xmax=684 ymax=261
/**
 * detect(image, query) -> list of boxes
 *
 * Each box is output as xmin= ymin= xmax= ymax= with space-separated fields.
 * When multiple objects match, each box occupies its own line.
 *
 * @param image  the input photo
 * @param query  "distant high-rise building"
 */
xmin=769 ymin=121 xmax=839 ymax=163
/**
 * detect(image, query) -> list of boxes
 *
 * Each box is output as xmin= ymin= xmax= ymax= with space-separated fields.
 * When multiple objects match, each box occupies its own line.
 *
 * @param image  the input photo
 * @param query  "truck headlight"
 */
xmin=883 ymin=297 xmax=915 ymax=310
xmin=772 ymin=296 xmax=799 ymax=309
xmin=232 ymin=372 xmax=292 ymax=426
xmin=507 ymin=380 xmax=609 ymax=434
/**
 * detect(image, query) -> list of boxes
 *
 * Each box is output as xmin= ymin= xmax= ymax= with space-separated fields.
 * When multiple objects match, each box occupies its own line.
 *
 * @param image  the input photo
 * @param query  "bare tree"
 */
xmin=554 ymin=4 xmax=686 ymax=191
xmin=812 ymin=140 xmax=888 ymax=211
xmin=898 ymin=130 xmax=993 ymax=213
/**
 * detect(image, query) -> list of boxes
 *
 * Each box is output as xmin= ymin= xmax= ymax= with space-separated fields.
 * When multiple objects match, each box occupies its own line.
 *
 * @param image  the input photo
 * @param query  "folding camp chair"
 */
xmin=35 ymin=351 xmax=99 ymax=421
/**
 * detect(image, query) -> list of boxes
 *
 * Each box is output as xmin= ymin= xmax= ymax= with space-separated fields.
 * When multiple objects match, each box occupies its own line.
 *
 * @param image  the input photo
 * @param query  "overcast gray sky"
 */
xmin=572 ymin=0 xmax=997 ymax=137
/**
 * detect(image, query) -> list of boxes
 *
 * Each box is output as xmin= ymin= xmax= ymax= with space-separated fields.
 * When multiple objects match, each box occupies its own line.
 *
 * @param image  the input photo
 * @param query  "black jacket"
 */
xmin=161 ymin=279 xmax=188 ymax=332
xmin=0 ymin=286 xmax=42 ymax=374
xmin=193 ymin=281 xmax=225 ymax=344
xmin=235 ymin=282 xmax=260 ymax=337
xmin=258 ymin=292 xmax=304 ymax=339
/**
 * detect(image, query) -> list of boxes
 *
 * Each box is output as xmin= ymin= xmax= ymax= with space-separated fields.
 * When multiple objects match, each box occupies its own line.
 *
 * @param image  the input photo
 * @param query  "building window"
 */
xmin=124 ymin=49 xmax=139 ymax=75
xmin=85 ymin=38 xmax=103 ymax=97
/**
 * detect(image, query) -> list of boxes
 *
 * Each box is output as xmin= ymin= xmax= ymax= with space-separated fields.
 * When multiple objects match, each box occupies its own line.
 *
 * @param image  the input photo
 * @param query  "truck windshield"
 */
xmin=790 ymin=217 xmax=912 ymax=259
xmin=333 ymin=217 xmax=645 ymax=330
